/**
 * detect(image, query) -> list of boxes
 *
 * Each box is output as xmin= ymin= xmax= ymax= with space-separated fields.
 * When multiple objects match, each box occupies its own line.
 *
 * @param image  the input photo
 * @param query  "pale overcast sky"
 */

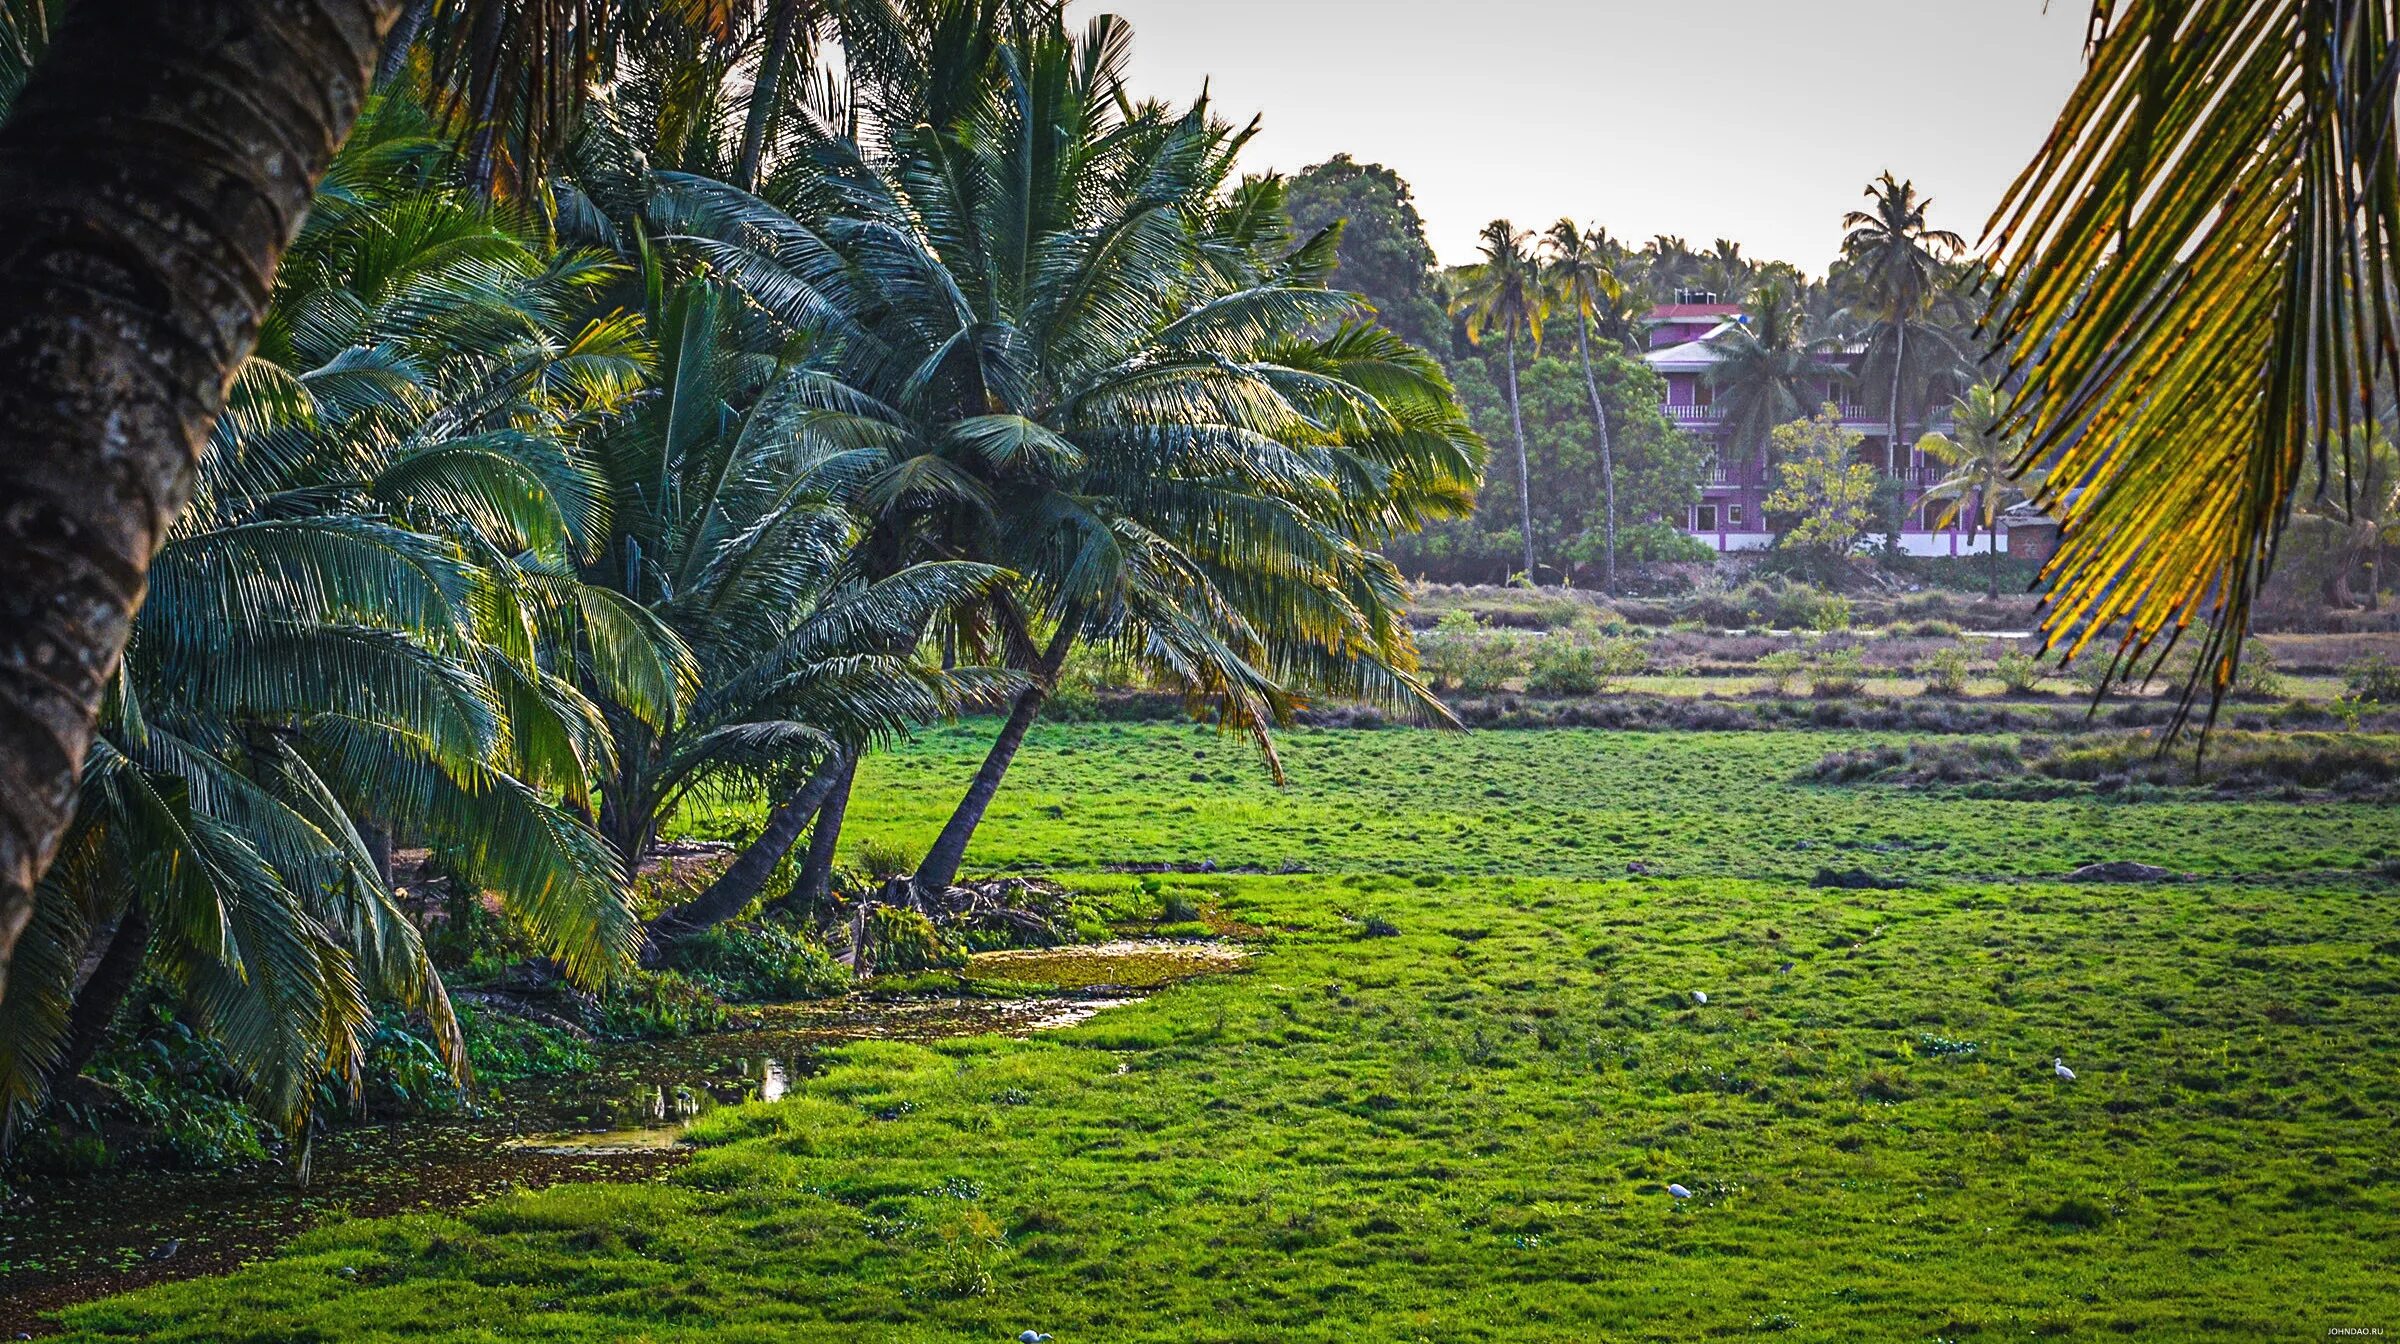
xmin=1075 ymin=0 xmax=2091 ymax=271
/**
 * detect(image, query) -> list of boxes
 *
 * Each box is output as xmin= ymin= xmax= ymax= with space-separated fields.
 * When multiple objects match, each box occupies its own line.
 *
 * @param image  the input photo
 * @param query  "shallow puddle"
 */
xmin=0 ymin=939 xmax=1242 ymax=1337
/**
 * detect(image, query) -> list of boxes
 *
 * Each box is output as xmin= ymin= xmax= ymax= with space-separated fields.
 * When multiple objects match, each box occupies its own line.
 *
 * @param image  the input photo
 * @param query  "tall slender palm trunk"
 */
xmin=1572 ymin=313 xmax=1617 ymax=591
xmin=734 ymin=0 xmax=803 ymax=192
xmin=913 ymin=616 xmax=1078 ymax=899
xmin=0 ymin=0 xmax=402 ymax=1001
xmin=1504 ymin=327 xmax=1535 ymax=580
xmin=1887 ymin=322 xmax=1907 ymax=477
xmin=52 ymin=907 xmax=152 ymax=1087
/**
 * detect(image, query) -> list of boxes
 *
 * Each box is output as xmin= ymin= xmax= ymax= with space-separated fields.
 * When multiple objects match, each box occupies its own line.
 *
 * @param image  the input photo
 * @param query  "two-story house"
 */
xmin=1639 ymin=294 xmax=2004 ymax=558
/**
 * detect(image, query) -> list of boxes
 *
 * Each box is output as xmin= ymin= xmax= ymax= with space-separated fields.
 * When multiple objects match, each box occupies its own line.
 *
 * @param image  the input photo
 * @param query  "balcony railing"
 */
xmin=1664 ymin=403 xmax=1724 ymax=423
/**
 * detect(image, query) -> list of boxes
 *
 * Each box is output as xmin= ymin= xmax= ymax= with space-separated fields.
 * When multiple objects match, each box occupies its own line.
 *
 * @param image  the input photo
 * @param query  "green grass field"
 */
xmin=52 ymin=725 xmax=2400 ymax=1341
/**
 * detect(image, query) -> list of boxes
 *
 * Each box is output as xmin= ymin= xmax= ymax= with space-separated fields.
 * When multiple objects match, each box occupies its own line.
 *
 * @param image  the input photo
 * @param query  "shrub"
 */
xmin=1756 ymin=649 xmax=1807 ymax=695
xmin=1422 ymin=610 xmax=1525 ymax=693
xmin=863 ymin=905 xmax=967 ymax=974
xmin=1808 ymin=646 xmax=1868 ymax=698
xmin=461 ymin=1008 xmax=595 ymax=1087
xmin=1918 ymin=642 xmax=1974 ymax=696
xmin=1525 ymin=634 xmax=1647 ymax=696
xmin=664 ymin=920 xmax=849 ymax=1001
xmin=1995 ymin=647 xmax=2049 ymax=694
xmin=1807 ymin=593 xmax=1854 ymax=634
xmin=855 ymin=838 xmax=915 ymax=882
xmin=2346 ymin=653 xmax=2400 ymax=702
xmin=599 ymin=969 xmax=730 ymax=1039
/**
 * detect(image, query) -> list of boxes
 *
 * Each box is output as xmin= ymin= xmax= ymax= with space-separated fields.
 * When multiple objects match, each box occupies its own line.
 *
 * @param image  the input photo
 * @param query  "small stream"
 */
xmin=0 ymin=940 xmax=1244 ymax=1337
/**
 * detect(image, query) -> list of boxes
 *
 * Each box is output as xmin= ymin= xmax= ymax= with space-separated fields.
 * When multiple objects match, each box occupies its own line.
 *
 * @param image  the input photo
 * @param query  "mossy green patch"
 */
xmin=50 ymin=725 xmax=2400 ymax=1341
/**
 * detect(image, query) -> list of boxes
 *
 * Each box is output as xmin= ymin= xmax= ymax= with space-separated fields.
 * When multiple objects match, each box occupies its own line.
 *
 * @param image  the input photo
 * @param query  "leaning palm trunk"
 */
xmin=792 ymin=755 xmax=856 ymax=916
xmin=913 ymin=619 xmax=1078 ymax=900
xmin=0 ymin=0 xmax=401 ymax=1000
xmin=1504 ymin=327 xmax=1536 ymax=580
xmin=1572 ymin=313 xmax=1618 ymax=590
xmin=645 ymin=755 xmax=850 ymax=953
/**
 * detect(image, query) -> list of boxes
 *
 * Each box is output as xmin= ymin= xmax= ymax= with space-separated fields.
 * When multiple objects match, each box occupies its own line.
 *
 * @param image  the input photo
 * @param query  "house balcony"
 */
xmin=1664 ymin=403 xmax=1725 ymax=424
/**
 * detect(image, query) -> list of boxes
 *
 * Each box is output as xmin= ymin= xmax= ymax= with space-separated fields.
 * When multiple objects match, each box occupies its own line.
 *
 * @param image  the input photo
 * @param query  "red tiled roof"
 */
xmin=1644 ymin=303 xmax=1745 ymax=321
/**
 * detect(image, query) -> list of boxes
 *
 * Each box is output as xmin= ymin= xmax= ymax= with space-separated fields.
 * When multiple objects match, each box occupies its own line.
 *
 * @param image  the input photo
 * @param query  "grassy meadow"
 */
xmin=49 ymin=723 xmax=2400 ymax=1341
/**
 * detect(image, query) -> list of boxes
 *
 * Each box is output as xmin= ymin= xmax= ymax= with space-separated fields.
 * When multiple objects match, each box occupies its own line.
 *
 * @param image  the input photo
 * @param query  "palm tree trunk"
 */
xmin=1887 ymin=323 xmax=1907 ymax=477
xmin=0 ymin=0 xmax=402 ymax=1003
xmin=645 ymin=754 xmax=848 ymax=953
xmin=1573 ymin=313 xmax=1617 ymax=591
xmin=374 ymin=0 xmax=431 ymax=88
xmin=52 ymin=906 xmax=152 ymax=1087
xmin=1504 ymin=327 xmax=1535 ymax=580
xmin=793 ymin=753 xmax=855 ymax=915
xmin=734 ymin=0 xmax=802 ymax=193
xmin=913 ymin=615 xmax=1077 ymax=899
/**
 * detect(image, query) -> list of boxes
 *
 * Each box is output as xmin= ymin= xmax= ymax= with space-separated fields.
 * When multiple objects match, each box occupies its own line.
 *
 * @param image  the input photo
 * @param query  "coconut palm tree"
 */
xmin=1841 ymin=173 xmax=1966 ymax=475
xmin=663 ymin=7 xmax=1478 ymax=899
xmin=1987 ymin=1 xmax=2400 ymax=718
xmin=1456 ymin=220 xmax=1547 ymax=579
xmin=1542 ymin=220 xmax=1631 ymax=591
xmin=1916 ymin=384 xmax=2039 ymax=597
xmin=0 ymin=125 xmax=675 ymax=1145
xmin=1709 ymin=280 xmax=1839 ymax=468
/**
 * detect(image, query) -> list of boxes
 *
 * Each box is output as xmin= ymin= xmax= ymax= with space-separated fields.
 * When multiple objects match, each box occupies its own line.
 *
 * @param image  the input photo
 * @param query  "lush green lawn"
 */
xmin=55 ymin=726 xmax=2400 ymax=1341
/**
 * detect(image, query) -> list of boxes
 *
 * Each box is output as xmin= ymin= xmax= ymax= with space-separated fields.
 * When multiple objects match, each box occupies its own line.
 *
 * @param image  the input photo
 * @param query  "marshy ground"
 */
xmin=25 ymin=723 xmax=2400 ymax=1341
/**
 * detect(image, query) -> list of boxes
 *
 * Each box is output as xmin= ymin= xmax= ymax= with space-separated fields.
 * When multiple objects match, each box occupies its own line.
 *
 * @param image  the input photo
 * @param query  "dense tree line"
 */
xmin=0 ymin=0 xmax=1475 ymax=1157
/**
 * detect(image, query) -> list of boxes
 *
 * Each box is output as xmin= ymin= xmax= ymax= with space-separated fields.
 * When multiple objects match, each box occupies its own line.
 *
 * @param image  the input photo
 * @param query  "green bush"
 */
xmin=598 ymin=969 xmax=731 ymax=1039
xmin=1756 ymin=649 xmax=1807 ymax=695
xmin=1918 ymin=643 xmax=1974 ymax=696
xmin=1422 ymin=610 xmax=1525 ymax=693
xmin=461 ymin=1008 xmax=595 ymax=1087
xmin=1995 ymin=647 xmax=2049 ymax=694
xmin=855 ymin=838 xmax=915 ymax=882
xmin=664 ymin=920 xmax=849 ymax=1002
xmin=1808 ymin=646 xmax=1868 ymax=698
xmin=2346 ymin=653 xmax=2400 ymax=702
xmin=863 ymin=905 xmax=968 ymax=974
xmin=1524 ymin=634 xmax=1646 ymax=696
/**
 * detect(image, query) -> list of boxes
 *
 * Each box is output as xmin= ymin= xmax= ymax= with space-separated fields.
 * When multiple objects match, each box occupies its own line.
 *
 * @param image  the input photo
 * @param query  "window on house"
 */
xmin=1728 ymin=504 xmax=1744 ymax=529
xmin=1693 ymin=378 xmax=1713 ymax=406
xmin=1694 ymin=503 xmax=1719 ymax=532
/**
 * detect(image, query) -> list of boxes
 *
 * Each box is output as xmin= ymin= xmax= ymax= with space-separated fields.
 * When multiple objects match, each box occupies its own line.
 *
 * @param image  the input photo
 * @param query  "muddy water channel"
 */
xmin=0 ymin=940 xmax=1244 ymax=1336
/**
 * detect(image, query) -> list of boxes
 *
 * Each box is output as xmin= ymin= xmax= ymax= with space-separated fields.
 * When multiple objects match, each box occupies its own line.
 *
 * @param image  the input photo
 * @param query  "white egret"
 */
xmin=2054 ymin=1058 xmax=2076 ymax=1081
xmin=1667 ymin=1183 xmax=1693 ymax=1199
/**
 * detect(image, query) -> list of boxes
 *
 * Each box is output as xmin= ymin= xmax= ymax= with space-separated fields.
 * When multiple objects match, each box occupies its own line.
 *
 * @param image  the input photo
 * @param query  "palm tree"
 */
xmin=1916 ymin=384 xmax=2039 ymax=597
xmin=0 ymin=0 xmax=411 ymax=1000
xmin=2294 ymin=430 xmax=2400 ymax=611
xmin=1543 ymin=220 xmax=1629 ymax=591
xmin=668 ymin=9 xmax=1478 ymax=899
xmin=1840 ymin=173 xmax=1966 ymax=475
xmin=1987 ymin=1 xmax=2400 ymax=718
xmin=1709 ymin=280 xmax=1838 ymax=468
xmin=1455 ymin=220 xmax=1547 ymax=579
xmin=567 ymin=277 xmax=1009 ymax=945
xmin=0 ymin=130 xmax=671 ymax=1143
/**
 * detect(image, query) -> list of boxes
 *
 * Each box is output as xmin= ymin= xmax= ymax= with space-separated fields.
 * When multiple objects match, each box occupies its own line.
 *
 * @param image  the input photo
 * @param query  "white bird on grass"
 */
xmin=1690 ymin=990 xmax=1708 ymax=1005
xmin=1666 ymin=1183 xmax=1693 ymax=1200
xmin=1020 ymin=1332 xmax=1053 ymax=1343
xmin=2054 ymin=1058 xmax=2076 ymax=1081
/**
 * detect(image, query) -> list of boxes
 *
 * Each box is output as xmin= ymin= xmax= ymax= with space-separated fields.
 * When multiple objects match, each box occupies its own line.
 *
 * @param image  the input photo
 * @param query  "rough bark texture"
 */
xmin=912 ymin=616 xmax=1077 ymax=899
xmin=0 ymin=0 xmax=403 ymax=1004
xmin=643 ymin=756 xmax=847 ymax=955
